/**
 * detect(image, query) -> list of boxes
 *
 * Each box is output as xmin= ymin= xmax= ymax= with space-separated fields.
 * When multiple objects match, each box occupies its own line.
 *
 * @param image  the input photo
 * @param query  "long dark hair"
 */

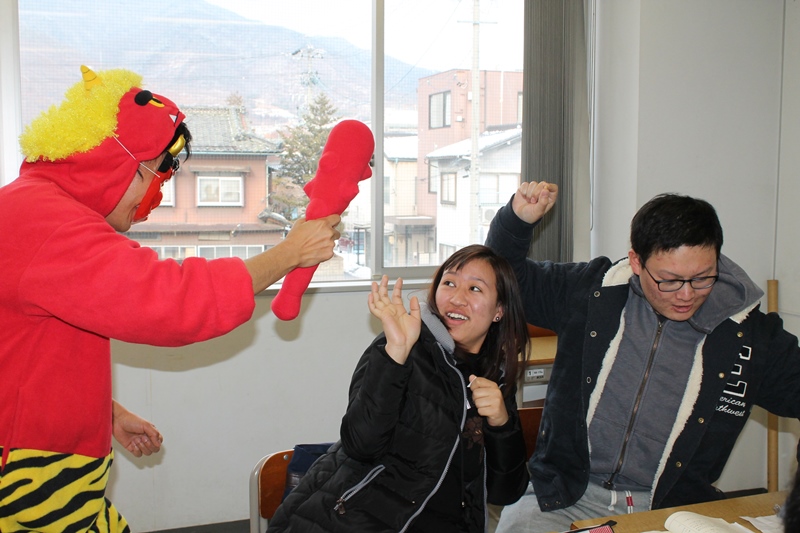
xmin=426 ymin=245 xmax=529 ymax=396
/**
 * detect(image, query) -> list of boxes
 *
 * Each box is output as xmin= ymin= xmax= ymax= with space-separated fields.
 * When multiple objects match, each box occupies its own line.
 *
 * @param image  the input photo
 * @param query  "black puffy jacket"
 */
xmin=267 ymin=310 xmax=529 ymax=532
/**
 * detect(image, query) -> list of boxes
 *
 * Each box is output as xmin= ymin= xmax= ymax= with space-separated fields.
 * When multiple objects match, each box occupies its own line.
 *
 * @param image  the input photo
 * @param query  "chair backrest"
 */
xmin=249 ymin=449 xmax=293 ymax=533
xmin=518 ymin=406 xmax=544 ymax=459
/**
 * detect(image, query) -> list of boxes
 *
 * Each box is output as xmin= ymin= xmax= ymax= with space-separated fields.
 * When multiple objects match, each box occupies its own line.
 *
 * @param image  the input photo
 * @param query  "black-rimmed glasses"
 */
xmin=641 ymin=263 xmax=719 ymax=292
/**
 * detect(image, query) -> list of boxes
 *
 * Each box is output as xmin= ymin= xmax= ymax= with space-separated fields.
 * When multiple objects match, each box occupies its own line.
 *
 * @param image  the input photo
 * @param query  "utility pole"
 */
xmin=292 ymin=44 xmax=325 ymax=111
xmin=469 ymin=0 xmax=482 ymax=245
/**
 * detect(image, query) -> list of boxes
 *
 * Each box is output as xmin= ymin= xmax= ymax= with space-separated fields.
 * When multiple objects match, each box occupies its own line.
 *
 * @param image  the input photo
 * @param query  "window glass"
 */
xmin=145 ymin=246 xmax=197 ymax=262
xmin=441 ymin=173 xmax=457 ymax=205
xmin=160 ymin=179 xmax=175 ymax=207
xmin=429 ymin=92 xmax=451 ymax=129
xmin=383 ymin=0 xmax=523 ymax=267
xmin=17 ymin=0 xmax=523 ymax=281
xmin=197 ymin=176 xmax=244 ymax=207
xmin=428 ymin=163 xmax=440 ymax=194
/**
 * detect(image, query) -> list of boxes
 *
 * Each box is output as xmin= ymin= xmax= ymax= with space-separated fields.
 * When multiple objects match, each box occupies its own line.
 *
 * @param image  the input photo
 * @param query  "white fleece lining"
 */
xmin=648 ymin=337 xmax=705 ymax=507
xmin=586 ymin=309 xmax=627 ymax=435
xmin=602 ymin=258 xmax=633 ymax=287
xmin=586 ymin=259 xmax=633 ymax=454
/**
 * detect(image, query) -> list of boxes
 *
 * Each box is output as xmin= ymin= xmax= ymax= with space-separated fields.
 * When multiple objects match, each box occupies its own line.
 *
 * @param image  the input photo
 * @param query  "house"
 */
xmin=127 ymin=106 xmax=285 ymax=262
xmin=426 ymin=127 xmax=522 ymax=250
xmin=416 ymin=69 xmax=524 ymax=258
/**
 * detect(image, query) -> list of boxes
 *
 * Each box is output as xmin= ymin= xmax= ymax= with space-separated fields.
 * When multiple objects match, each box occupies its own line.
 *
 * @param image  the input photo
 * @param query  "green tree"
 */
xmin=226 ymin=92 xmax=244 ymax=107
xmin=279 ymin=93 xmax=340 ymax=187
xmin=270 ymin=93 xmax=340 ymax=220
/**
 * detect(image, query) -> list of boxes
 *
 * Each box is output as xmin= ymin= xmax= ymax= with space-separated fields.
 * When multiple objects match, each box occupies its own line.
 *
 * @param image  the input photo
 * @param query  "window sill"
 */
xmin=258 ymin=277 xmax=432 ymax=296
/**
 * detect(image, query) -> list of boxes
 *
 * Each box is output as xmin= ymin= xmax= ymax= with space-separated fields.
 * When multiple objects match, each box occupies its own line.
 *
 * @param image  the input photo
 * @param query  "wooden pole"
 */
xmin=767 ymin=279 xmax=779 ymax=492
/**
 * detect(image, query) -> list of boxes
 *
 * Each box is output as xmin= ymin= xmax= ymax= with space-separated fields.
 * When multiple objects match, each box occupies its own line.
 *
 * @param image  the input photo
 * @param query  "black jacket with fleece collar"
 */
xmin=485 ymin=199 xmax=800 ymax=511
xmin=267 ymin=306 xmax=529 ymax=532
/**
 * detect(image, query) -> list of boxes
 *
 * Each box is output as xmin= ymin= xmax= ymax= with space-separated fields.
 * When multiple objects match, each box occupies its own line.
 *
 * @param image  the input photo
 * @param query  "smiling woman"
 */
xmin=434 ymin=254 xmax=503 ymax=354
xmin=267 ymin=244 xmax=531 ymax=532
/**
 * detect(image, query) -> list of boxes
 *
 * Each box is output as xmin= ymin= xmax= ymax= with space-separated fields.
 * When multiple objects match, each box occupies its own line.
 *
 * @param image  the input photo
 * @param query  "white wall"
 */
xmin=0 ymin=0 xmax=22 ymax=186
xmin=590 ymin=0 xmax=642 ymax=261
xmin=775 ymin=0 xmax=800 ymax=333
xmin=774 ymin=0 xmax=800 ymax=484
xmin=108 ymin=288 xmax=415 ymax=531
xmin=592 ymin=0 xmax=800 ymax=493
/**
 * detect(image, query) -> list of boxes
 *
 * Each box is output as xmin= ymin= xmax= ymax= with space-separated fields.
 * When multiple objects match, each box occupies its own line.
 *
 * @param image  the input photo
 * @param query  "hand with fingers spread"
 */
xmin=511 ymin=180 xmax=559 ymax=224
xmin=367 ymin=275 xmax=421 ymax=365
xmin=468 ymin=374 xmax=509 ymax=427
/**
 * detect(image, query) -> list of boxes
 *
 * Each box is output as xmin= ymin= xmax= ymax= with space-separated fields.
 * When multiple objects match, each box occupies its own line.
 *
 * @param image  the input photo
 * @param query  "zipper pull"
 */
xmin=334 ymin=498 xmax=346 ymax=515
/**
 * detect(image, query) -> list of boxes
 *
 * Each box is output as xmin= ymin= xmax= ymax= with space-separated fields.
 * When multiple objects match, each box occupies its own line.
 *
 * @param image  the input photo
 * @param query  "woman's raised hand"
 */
xmin=368 ymin=275 xmax=421 ymax=365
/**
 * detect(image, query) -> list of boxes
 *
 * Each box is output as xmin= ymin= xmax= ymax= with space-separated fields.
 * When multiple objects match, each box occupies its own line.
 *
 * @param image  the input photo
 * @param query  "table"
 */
xmin=570 ymin=490 xmax=787 ymax=533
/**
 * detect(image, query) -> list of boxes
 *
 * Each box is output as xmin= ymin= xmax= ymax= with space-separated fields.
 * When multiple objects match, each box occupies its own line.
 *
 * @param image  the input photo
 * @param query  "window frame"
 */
xmin=428 ymin=162 xmax=440 ymax=194
xmin=1 ymin=0 xmax=535 ymax=288
xmin=197 ymin=244 xmax=266 ymax=260
xmin=196 ymin=175 xmax=245 ymax=207
xmin=146 ymin=245 xmax=197 ymax=261
xmin=440 ymin=171 xmax=457 ymax=205
xmin=159 ymin=176 xmax=176 ymax=207
xmin=428 ymin=90 xmax=451 ymax=129
xmin=479 ymin=173 xmax=519 ymax=205
xmin=0 ymin=1 xmax=393 ymax=288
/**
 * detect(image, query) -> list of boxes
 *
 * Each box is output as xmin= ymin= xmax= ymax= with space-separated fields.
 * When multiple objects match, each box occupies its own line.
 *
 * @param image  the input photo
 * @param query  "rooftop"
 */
xmin=182 ymin=106 xmax=280 ymax=156
xmin=426 ymin=128 xmax=522 ymax=160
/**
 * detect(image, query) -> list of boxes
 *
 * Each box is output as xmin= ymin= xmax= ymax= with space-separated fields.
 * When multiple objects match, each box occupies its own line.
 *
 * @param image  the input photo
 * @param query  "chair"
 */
xmin=249 ymin=449 xmax=293 ymax=533
xmin=518 ymin=405 xmax=544 ymax=459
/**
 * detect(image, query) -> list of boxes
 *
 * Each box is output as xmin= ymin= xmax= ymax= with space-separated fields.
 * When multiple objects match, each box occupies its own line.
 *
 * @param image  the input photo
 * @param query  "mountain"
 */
xmin=18 ymin=0 xmax=433 ymax=129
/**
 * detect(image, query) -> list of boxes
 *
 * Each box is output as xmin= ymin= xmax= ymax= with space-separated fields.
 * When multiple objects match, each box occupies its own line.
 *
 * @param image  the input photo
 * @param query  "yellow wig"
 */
xmin=19 ymin=67 xmax=143 ymax=162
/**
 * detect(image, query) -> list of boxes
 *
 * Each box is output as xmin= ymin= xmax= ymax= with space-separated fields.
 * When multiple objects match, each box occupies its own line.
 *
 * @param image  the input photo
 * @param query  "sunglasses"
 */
xmin=132 ymin=135 xmax=186 ymax=222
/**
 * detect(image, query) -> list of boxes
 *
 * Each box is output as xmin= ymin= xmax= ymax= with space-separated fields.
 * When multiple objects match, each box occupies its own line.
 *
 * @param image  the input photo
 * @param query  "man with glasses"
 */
xmin=0 ymin=66 xmax=342 ymax=532
xmin=485 ymin=183 xmax=800 ymax=533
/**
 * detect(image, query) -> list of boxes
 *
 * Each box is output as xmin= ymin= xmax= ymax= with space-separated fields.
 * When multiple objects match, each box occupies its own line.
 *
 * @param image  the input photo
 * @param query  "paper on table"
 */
xmin=663 ymin=511 xmax=752 ymax=533
xmin=742 ymin=513 xmax=783 ymax=533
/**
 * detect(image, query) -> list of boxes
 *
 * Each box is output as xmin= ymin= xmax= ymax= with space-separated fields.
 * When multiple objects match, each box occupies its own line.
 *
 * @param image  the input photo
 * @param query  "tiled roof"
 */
xmin=182 ymin=106 xmax=279 ymax=156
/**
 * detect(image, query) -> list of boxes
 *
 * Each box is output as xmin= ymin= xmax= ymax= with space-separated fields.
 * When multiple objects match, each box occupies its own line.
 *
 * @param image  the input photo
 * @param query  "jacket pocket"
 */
xmin=333 ymin=464 xmax=385 ymax=515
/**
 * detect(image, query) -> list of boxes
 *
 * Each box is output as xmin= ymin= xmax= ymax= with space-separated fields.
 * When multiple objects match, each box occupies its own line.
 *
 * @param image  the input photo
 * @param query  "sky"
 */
xmin=204 ymin=0 xmax=524 ymax=72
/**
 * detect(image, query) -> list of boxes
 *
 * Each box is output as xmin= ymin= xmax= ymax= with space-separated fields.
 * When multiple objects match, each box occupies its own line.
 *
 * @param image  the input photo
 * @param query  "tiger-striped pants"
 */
xmin=0 ymin=447 xmax=130 ymax=533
